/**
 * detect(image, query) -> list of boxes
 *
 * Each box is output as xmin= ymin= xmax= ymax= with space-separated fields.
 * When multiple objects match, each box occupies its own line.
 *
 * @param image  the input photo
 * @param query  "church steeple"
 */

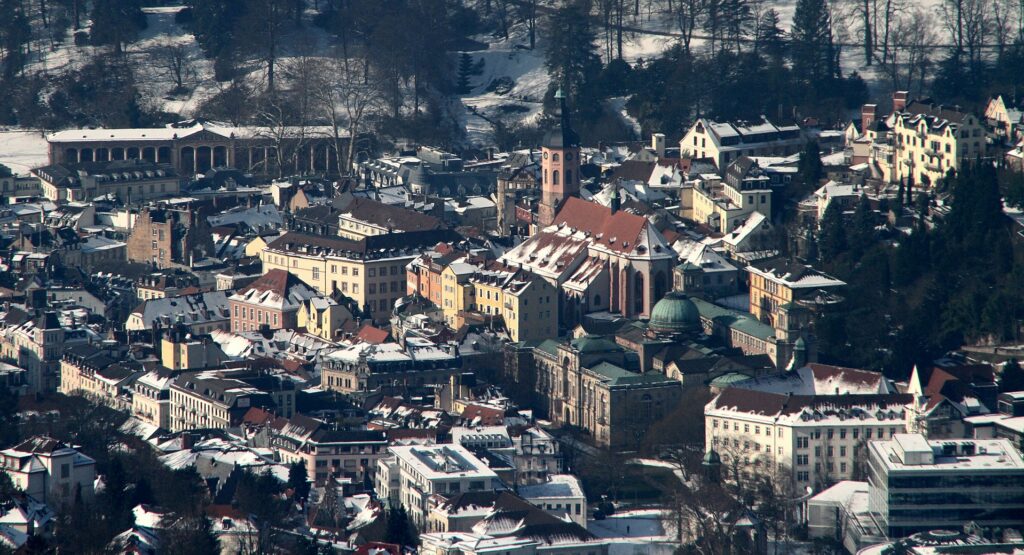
xmin=537 ymin=88 xmax=582 ymax=229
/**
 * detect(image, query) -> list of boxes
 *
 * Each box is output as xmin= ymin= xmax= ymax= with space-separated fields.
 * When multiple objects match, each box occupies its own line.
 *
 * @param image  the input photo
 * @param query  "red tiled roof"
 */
xmin=355 ymin=325 xmax=390 ymax=345
xmin=239 ymin=269 xmax=300 ymax=297
xmin=461 ymin=403 xmax=505 ymax=425
xmin=553 ymin=197 xmax=649 ymax=255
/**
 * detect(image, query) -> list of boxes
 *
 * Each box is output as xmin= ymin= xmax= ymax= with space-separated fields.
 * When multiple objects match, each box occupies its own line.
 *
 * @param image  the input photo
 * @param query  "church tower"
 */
xmin=537 ymin=88 xmax=581 ymax=229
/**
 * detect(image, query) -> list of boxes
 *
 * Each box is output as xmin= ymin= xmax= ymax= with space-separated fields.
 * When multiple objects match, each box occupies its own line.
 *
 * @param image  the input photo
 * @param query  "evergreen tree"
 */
xmin=896 ymin=179 xmax=905 ymax=208
xmin=818 ymin=202 xmax=847 ymax=262
xmin=848 ymin=195 xmax=875 ymax=255
xmin=1000 ymin=359 xmax=1024 ymax=392
xmin=385 ymin=505 xmax=417 ymax=548
xmin=288 ymin=462 xmax=311 ymax=503
xmin=0 ymin=0 xmax=30 ymax=79
xmin=90 ymin=0 xmax=147 ymax=54
xmin=543 ymin=0 xmax=600 ymax=108
xmin=158 ymin=514 xmax=221 ymax=555
xmin=754 ymin=8 xmax=786 ymax=61
xmin=798 ymin=140 xmax=823 ymax=186
xmin=790 ymin=0 xmax=836 ymax=96
xmin=456 ymin=53 xmax=473 ymax=94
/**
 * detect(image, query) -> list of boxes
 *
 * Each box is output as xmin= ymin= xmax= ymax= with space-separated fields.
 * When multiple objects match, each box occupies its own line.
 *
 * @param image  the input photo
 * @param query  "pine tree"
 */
xmin=456 ymin=53 xmax=474 ymax=94
xmin=790 ymin=0 xmax=836 ymax=93
xmin=896 ymin=180 xmax=905 ymax=208
xmin=1001 ymin=358 xmax=1024 ymax=392
xmin=798 ymin=141 xmax=823 ymax=186
xmin=0 ymin=0 xmax=31 ymax=79
xmin=288 ymin=462 xmax=311 ymax=503
xmin=818 ymin=201 xmax=847 ymax=262
xmin=848 ymin=195 xmax=874 ymax=254
xmin=543 ymin=0 xmax=600 ymax=105
xmin=90 ymin=0 xmax=147 ymax=54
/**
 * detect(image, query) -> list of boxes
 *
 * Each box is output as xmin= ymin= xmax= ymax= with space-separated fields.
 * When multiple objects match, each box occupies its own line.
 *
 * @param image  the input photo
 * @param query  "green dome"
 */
xmin=702 ymin=449 xmax=722 ymax=465
xmin=649 ymin=292 xmax=702 ymax=336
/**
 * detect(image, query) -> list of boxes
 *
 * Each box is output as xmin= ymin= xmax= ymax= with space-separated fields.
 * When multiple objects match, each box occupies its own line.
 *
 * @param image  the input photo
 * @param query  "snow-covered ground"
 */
xmin=588 ymin=508 xmax=669 ymax=539
xmin=0 ymin=131 xmax=49 ymax=175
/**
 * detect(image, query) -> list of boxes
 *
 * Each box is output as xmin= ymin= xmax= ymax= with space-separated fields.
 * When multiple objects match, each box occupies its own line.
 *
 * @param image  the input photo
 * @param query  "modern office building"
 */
xmin=867 ymin=433 xmax=1024 ymax=537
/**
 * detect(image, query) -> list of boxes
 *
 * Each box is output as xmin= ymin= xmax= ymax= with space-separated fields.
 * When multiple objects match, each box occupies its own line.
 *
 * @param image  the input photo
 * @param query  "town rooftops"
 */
xmin=230 ymin=269 xmax=318 ymax=312
xmin=266 ymin=229 xmax=462 ymax=260
xmin=389 ymin=444 xmax=498 ymax=480
xmin=747 ymin=259 xmax=846 ymax=289
xmin=707 ymin=387 xmax=912 ymax=425
xmin=339 ymin=197 xmax=445 ymax=233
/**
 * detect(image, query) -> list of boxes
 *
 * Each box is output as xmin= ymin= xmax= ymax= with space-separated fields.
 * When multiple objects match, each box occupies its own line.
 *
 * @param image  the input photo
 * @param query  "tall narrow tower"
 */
xmin=537 ymin=88 xmax=581 ymax=229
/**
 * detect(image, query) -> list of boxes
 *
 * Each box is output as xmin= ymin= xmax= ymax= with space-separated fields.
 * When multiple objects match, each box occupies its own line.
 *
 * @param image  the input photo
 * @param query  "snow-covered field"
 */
xmin=0 ymin=131 xmax=49 ymax=175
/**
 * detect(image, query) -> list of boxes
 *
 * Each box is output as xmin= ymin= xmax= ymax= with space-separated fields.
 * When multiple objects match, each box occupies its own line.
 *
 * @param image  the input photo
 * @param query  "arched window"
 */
xmin=593 ymin=294 xmax=601 ymax=306
xmin=544 ymin=169 xmax=547 ymax=185
xmin=552 ymin=170 xmax=560 ymax=185
xmin=553 ymin=153 xmax=560 ymax=162
xmin=566 ymin=152 xmax=573 ymax=161
xmin=565 ymin=170 xmax=572 ymax=184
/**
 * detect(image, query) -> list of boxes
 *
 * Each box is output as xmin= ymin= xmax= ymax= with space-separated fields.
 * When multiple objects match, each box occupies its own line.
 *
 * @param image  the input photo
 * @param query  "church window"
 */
xmin=552 ymin=170 xmax=560 ymax=185
xmin=553 ymin=153 xmax=560 ymax=162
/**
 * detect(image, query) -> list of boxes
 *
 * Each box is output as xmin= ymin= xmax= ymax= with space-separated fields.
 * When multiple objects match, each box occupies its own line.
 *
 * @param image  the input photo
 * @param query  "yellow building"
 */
xmin=690 ymin=157 xmax=773 ymax=233
xmin=467 ymin=268 xmax=558 ymax=343
xmin=892 ymin=101 xmax=987 ymax=186
xmin=259 ymin=230 xmax=458 ymax=322
xmin=160 ymin=333 xmax=226 ymax=371
xmin=296 ymin=297 xmax=353 ymax=341
xmin=336 ymin=197 xmax=444 ymax=240
xmin=440 ymin=263 xmax=477 ymax=327
xmin=747 ymin=260 xmax=844 ymax=327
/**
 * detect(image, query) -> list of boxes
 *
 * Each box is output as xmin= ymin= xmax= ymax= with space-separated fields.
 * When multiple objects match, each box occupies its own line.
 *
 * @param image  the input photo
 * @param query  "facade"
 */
xmin=377 ymin=444 xmax=501 ymax=529
xmin=0 ymin=311 xmax=97 ymax=393
xmin=747 ymin=260 xmax=845 ymax=327
xmin=258 ymin=229 xmax=460 ymax=322
xmin=0 ymin=436 xmax=96 ymax=505
xmin=867 ymin=434 xmax=1024 ymax=537
xmin=33 ymin=160 xmax=181 ymax=203
xmin=530 ymin=335 xmax=682 ymax=448
xmin=679 ymin=117 xmax=804 ymax=171
xmin=131 ymin=371 xmax=174 ymax=430
xmin=271 ymin=414 xmax=387 ymax=486
xmin=466 ymin=267 xmax=558 ymax=343
xmin=890 ymin=100 xmax=987 ymax=186
xmin=985 ymin=95 xmax=1024 ymax=144
xmin=58 ymin=346 xmax=141 ymax=412
xmin=125 ymin=206 xmax=208 ymax=269
xmin=228 ymin=269 xmax=319 ymax=333
xmin=168 ymin=371 xmax=281 ymax=432
xmin=47 ymin=119 xmax=348 ymax=177
xmin=321 ymin=338 xmax=462 ymax=395
xmin=537 ymin=89 xmax=582 ymax=229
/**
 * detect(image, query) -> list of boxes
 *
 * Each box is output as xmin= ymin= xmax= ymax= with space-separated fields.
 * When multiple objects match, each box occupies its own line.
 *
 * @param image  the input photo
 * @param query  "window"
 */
xmin=840 ymin=429 xmax=846 ymax=439
xmin=552 ymin=153 xmax=560 ymax=162
xmin=312 ymin=267 xmax=320 ymax=281
xmin=369 ymin=268 xmax=376 ymax=277
xmin=744 ymin=424 xmax=749 ymax=433
xmin=827 ymin=429 xmax=834 ymax=439
xmin=853 ymin=429 xmax=859 ymax=439
xmin=796 ymin=455 xmax=808 ymax=465
xmin=840 ymin=446 xmax=847 ymax=457
xmin=552 ymin=170 xmax=559 ymax=185
xmin=796 ymin=437 xmax=808 ymax=449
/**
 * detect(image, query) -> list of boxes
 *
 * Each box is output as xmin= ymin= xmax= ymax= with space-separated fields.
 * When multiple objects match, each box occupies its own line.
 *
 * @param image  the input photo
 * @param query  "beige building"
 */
xmin=689 ymin=156 xmax=773 ymax=233
xmin=321 ymin=337 xmax=462 ymax=395
xmin=296 ymin=296 xmax=354 ymax=341
xmin=747 ymin=260 xmax=845 ymax=327
xmin=258 ymin=229 xmax=459 ymax=322
xmin=891 ymin=100 xmax=987 ymax=186
xmin=531 ymin=335 xmax=682 ymax=448
xmin=132 ymin=370 xmax=174 ymax=430
xmin=58 ymin=346 xmax=141 ymax=412
xmin=336 ymin=197 xmax=444 ymax=240
xmin=271 ymin=414 xmax=387 ymax=485
xmin=464 ymin=267 xmax=558 ymax=343
xmin=0 ymin=311 xmax=97 ymax=393
xmin=168 ymin=371 xmax=286 ymax=432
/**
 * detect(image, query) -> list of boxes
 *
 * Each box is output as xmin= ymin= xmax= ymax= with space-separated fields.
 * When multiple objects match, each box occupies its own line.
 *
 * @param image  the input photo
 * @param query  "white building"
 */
xmin=706 ymin=366 xmax=910 ymax=489
xmin=376 ymin=444 xmax=501 ymax=529
xmin=0 ymin=437 xmax=96 ymax=505
xmin=517 ymin=474 xmax=587 ymax=528
xmin=679 ymin=117 xmax=804 ymax=172
xmin=867 ymin=434 xmax=1024 ymax=538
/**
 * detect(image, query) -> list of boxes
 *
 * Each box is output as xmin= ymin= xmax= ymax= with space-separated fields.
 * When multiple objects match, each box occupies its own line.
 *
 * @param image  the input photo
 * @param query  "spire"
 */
xmin=543 ymin=87 xmax=580 ymax=149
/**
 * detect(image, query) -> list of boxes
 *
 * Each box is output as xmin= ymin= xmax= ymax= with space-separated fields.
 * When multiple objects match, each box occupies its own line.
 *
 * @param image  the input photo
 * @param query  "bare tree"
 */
xmin=679 ymin=482 xmax=746 ymax=555
xmin=670 ymin=0 xmax=707 ymax=54
xmin=516 ymin=0 xmax=540 ymax=49
xmin=876 ymin=7 xmax=936 ymax=97
xmin=313 ymin=55 xmax=383 ymax=175
xmin=158 ymin=44 xmax=196 ymax=95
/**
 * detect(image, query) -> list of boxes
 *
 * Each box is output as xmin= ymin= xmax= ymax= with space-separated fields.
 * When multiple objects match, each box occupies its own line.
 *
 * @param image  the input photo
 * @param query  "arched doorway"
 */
xmin=80 ymin=148 xmax=94 ymax=162
xmin=142 ymin=147 xmax=156 ymax=162
xmin=95 ymin=148 xmax=109 ymax=162
xmin=157 ymin=146 xmax=171 ymax=163
xmin=180 ymin=147 xmax=195 ymax=174
xmin=112 ymin=147 xmax=125 ymax=160
xmin=196 ymin=146 xmax=212 ymax=173
xmin=64 ymin=148 xmax=78 ymax=163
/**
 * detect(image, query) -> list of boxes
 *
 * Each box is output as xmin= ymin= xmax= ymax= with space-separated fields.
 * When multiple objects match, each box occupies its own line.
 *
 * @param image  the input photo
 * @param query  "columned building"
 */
xmin=47 ymin=119 xmax=349 ymax=177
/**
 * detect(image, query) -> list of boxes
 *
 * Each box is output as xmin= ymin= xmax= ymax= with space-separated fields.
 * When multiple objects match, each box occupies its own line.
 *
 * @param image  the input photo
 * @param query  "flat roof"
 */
xmin=869 ymin=436 xmax=1024 ymax=473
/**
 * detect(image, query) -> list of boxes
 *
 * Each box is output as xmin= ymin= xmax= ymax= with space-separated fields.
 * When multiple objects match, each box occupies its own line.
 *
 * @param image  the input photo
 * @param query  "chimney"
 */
xmin=651 ymin=133 xmax=666 ymax=158
xmin=861 ymin=104 xmax=877 ymax=134
xmin=893 ymin=91 xmax=909 ymax=113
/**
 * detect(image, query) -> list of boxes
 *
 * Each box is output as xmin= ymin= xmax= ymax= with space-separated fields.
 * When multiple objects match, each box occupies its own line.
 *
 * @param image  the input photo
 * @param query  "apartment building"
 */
xmin=125 ymin=291 xmax=231 ymax=334
xmin=58 ymin=344 xmax=142 ymax=412
xmin=131 ymin=370 xmax=174 ymax=430
xmin=336 ymin=197 xmax=445 ymax=240
xmin=518 ymin=474 xmax=587 ymax=528
xmin=258 ymin=229 xmax=460 ymax=322
xmin=321 ymin=337 xmax=462 ymax=395
xmin=466 ymin=267 xmax=558 ymax=343
xmin=706 ymin=384 xmax=911 ymax=489
xmin=867 ymin=434 xmax=1024 ymax=537
xmin=679 ymin=117 xmax=804 ymax=171
xmin=376 ymin=444 xmax=501 ymax=529
xmin=168 ymin=371 xmax=284 ymax=432
xmin=690 ymin=156 xmax=773 ymax=233
xmin=891 ymin=100 xmax=987 ymax=186
xmin=271 ymin=414 xmax=387 ymax=486
xmin=33 ymin=159 xmax=181 ymax=203
xmin=0 ymin=310 xmax=98 ymax=393
xmin=228 ymin=269 xmax=319 ymax=332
